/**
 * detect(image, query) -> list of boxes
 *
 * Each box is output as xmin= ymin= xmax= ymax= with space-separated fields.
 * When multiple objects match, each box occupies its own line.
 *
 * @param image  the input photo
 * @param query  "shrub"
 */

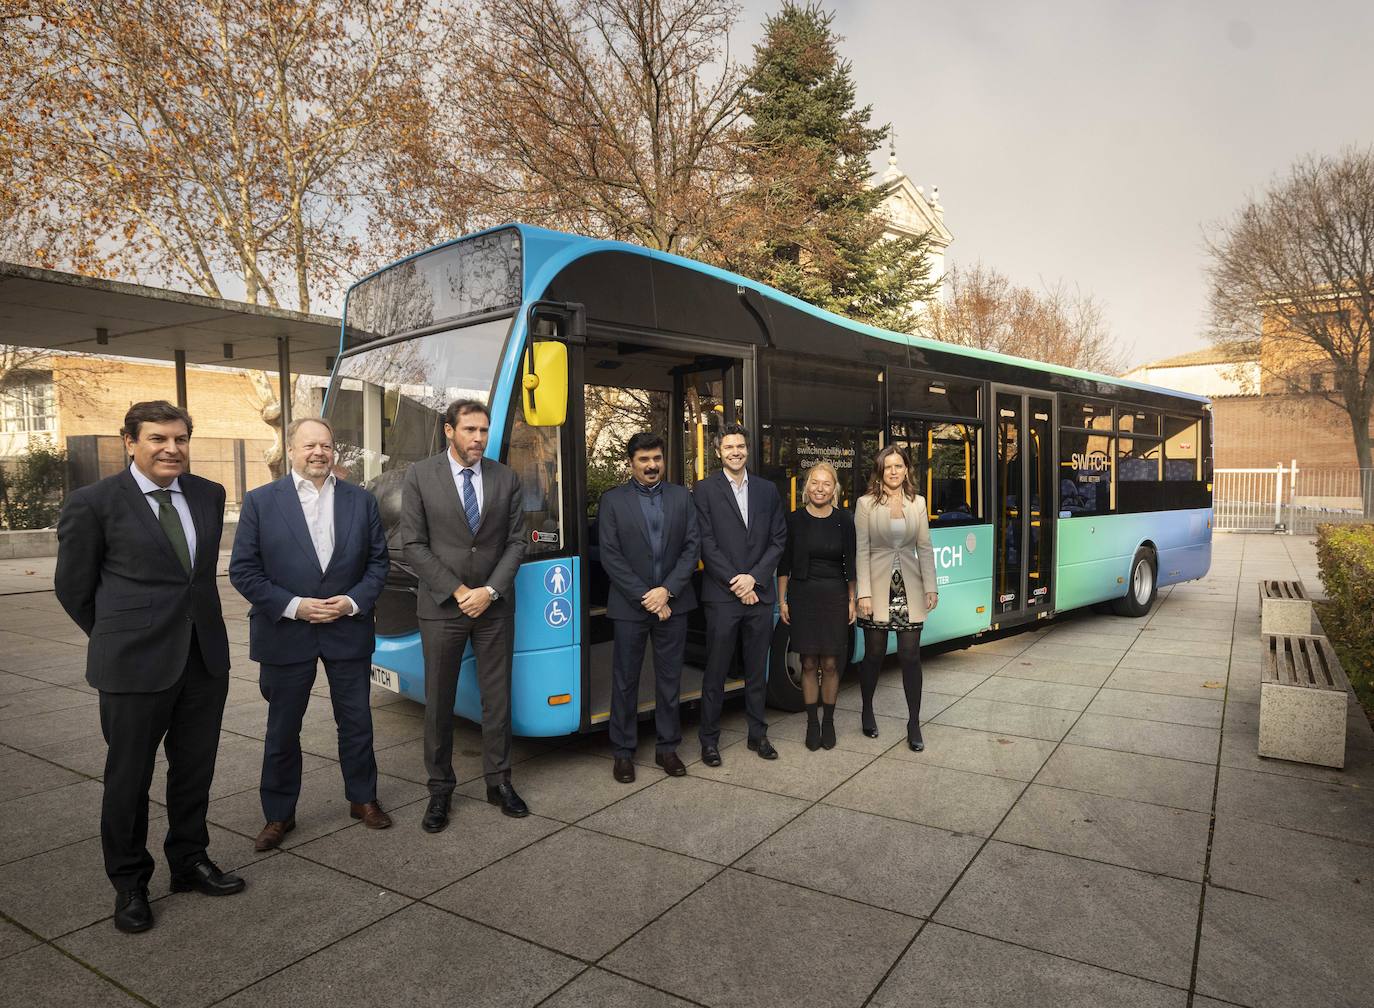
xmin=0 ymin=439 xmax=68 ymax=530
xmin=1314 ymin=522 xmax=1374 ymax=716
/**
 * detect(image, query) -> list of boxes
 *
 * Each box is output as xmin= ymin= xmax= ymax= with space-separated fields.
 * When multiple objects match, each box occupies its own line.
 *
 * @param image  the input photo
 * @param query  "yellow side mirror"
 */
xmin=521 ymin=340 xmax=568 ymax=427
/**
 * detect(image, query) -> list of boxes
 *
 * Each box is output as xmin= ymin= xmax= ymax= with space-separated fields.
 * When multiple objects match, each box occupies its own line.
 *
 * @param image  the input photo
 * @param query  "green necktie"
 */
xmin=150 ymin=489 xmax=192 ymax=574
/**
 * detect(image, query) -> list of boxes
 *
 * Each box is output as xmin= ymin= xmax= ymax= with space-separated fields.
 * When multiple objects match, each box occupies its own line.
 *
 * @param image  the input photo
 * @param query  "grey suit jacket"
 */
xmin=400 ymin=452 xmax=527 ymax=620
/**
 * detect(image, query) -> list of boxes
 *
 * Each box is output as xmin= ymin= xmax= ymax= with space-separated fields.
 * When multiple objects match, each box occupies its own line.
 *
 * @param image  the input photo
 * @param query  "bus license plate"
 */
xmin=369 ymin=664 xmax=399 ymax=693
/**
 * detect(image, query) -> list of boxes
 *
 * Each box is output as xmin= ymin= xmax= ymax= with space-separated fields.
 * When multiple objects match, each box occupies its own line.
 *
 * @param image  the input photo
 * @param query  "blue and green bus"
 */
xmin=322 ymin=224 xmax=1212 ymax=735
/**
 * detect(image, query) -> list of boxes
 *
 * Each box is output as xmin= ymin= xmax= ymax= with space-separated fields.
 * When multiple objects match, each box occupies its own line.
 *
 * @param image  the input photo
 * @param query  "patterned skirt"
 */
xmin=857 ymin=568 xmax=924 ymax=632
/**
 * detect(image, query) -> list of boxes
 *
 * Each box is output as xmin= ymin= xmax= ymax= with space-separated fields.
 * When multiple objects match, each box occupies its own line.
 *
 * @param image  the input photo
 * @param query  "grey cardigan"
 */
xmin=854 ymin=493 xmax=937 ymax=623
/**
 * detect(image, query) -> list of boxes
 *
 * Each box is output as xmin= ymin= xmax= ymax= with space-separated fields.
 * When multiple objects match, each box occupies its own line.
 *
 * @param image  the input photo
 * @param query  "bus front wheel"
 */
xmin=1112 ymin=547 xmax=1157 ymax=617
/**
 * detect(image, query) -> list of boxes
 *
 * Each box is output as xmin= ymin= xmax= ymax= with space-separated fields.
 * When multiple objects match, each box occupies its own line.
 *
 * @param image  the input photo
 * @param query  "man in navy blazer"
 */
xmin=597 ymin=432 xmax=700 ymax=783
xmin=229 ymin=417 xmax=391 ymax=850
xmin=694 ymin=424 xmax=787 ymax=764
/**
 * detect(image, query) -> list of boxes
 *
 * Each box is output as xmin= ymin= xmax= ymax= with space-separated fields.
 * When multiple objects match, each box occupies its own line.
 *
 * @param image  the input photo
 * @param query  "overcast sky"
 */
xmin=731 ymin=0 xmax=1374 ymax=368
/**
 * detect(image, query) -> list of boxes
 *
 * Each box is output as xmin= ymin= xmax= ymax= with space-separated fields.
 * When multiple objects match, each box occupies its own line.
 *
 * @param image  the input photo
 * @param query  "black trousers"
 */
xmin=258 ymin=656 xmax=377 ymax=822
xmin=609 ymin=612 xmax=686 ymax=758
xmin=98 ymin=634 xmax=228 ymax=892
xmin=419 ymin=613 xmax=514 ymax=792
xmin=699 ymin=601 xmax=771 ymax=747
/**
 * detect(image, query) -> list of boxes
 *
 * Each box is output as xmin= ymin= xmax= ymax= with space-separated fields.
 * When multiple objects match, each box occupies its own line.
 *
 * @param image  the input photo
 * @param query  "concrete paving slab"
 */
xmin=883 ymin=723 xmax=1057 ymax=781
xmin=429 ymin=826 xmax=717 ymax=959
xmin=0 ymin=943 xmax=145 ymax=1007
xmin=994 ymin=784 xmax=1210 ymax=881
xmin=1103 ymin=666 xmax=1230 ymax=700
xmin=935 ymin=841 xmax=1200 ymax=988
xmin=1195 ymin=887 xmax=1373 ymax=1008
xmin=540 ymin=968 xmax=698 ymax=1008
xmin=736 ymin=803 xmax=982 ymax=918
xmin=825 ymin=757 xmax=1024 ymax=836
xmin=994 ymin=657 xmax=1115 ymax=687
xmin=207 ymin=766 xmax=428 ymax=848
xmin=1034 ymin=744 xmax=1216 ymax=812
xmin=56 ymin=853 xmax=410 ymax=1008
xmin=965 ymin=675 xmax=1098 ymax=711
xmin=1215 ymin=765 xmax=1374 ymax=845
xmin=689 ymin=734 xmax=872 ymax=800
xmin=0 ymin=817 xmax=269 ymax=939
xmin=1208 ymin=816 xmax=1373 ymax=925
xmin=603 ymin=868 xmax=918 ymax=1008
xmin=580 ymin=776 xmax=806 ymax=865
xmin=218 ymin=902 xmax=581 ymax=1007
xmin=1086 ymin=689 xmax=1224 ymax=729
xmin=0 ymin=778 xmax=104 ymax=866
xmin=0 ymin=748 xmax=85 ymax=802
xmin=932 ymin=696 xmax=1080 ymax=741
xmin=766 ymin=706 xmax=906 ymax=755
xmin=291 ymin=794 xmax=561 ymax=897
xmin=1065 ymin=713 xmax=1219 ymax=764
xmin=870 ymin=923 xmax=1187 ymax=1008
xmin=456 ymin=750 xmax=656 ymax=823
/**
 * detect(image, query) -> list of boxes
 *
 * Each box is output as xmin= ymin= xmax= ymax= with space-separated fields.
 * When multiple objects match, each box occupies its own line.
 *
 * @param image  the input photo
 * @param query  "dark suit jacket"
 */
xmin=228 ymin=474 xmax=389 ymax=665
xmin=54 ymin=468 xmax=231 ymax=693
xmin=598 ymin=481 xmax=699 ymax=622
xmin=400 ymin=452 xmax=527 ymax=620
xmin=694 ymin=470 xmax=787 ymax=606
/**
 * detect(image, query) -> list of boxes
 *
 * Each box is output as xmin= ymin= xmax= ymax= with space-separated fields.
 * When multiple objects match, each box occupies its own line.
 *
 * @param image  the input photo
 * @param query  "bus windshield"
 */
xmin=324 ymin=316 xmax=511 ymax=489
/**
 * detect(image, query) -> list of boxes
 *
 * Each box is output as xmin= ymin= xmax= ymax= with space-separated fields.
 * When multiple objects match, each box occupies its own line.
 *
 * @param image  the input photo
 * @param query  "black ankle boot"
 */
xmin=805 ymin=703 xmax=821 ymax=751
xmin=821 ymin=703 xmax=837 ymax=750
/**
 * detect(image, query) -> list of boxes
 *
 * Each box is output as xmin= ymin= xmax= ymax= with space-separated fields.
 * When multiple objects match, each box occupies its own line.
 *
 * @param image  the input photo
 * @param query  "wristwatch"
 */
xmin=487 ymin=586 xmax=500 ymax=601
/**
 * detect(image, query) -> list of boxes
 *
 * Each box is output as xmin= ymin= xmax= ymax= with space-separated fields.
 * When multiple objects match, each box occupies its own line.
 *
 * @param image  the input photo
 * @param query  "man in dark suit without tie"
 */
xmin=401 ymin=399 xmax=528 ymax=833
xmin=694 ymin=424 xmax=787 ymax=765
xmin=55 ymin=401 xmax=243 ymax=934
xmin=229 ymin=416 xmax=392 ymax=852
xmin=597 ymin=432 xmax=700 ymax=783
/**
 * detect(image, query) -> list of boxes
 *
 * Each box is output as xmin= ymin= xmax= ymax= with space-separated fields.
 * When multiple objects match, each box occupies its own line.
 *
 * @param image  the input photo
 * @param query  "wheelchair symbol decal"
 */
xmin=544 ymin=598 xmax=571 ymax=629
xmin=543 ymin=563 xmax=570 ymax=597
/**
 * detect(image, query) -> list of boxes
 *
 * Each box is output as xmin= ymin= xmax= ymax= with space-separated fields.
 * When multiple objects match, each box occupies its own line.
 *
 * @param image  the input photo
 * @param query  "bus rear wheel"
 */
xmin=1112 ymin=547 xmax=1157 ymax=617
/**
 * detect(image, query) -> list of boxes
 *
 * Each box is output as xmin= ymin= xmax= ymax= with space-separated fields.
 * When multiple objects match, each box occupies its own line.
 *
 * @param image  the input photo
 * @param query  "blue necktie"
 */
xmin=462 ymin=468 xmax=480 ymax=533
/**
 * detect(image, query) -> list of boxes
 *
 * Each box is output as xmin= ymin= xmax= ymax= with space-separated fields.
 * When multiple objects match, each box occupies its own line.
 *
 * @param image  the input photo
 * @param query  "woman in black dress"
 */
xmin=777 ymin=462 xmax=857 ymax=751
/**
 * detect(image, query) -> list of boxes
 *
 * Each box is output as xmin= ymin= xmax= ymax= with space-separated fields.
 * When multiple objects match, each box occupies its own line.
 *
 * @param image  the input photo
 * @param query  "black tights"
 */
xmin=859 ymin=627 xmax=923 ymax=739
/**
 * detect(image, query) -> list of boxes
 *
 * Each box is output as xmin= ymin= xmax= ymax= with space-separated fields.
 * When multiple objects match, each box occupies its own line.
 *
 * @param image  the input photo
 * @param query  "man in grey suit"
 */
xmin=401 ymin=399 xmax=528 ymax=832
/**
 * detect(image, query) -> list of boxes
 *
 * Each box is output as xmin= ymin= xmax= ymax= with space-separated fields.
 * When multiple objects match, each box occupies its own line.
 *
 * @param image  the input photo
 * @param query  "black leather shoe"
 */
xmin=486 ymin=781 xmax=530 ymax=818
xmin=655 ymin=751 xmax=687 ymax=776
xmin=700 ymin=746 xmax=722 ymax=767
xmin=170 ymin=859 xmax=245 ymax=896
xmin=114 ymin=887 xmax=153 ymax=933
xmin=820 ymin=719 xmax=837 ymax=750
xmin=805 ymin=720 xmax=821 ymax=751
xmin=747 ymin=737 xmax=779 ymax=760
xmin=613 ymin=757 xmax=636 ymax=783
xmin=422 ymin=794 xmax=451 ymax=833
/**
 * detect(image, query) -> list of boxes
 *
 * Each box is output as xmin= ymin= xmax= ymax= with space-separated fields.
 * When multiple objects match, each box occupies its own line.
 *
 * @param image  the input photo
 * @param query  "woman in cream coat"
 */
xmin=855 ymin=445 xmax=938 ymax=751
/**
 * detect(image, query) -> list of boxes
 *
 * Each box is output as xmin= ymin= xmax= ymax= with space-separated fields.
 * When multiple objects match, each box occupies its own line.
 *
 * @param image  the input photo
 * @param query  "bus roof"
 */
xmin=347 ymin=223 xmax=1209 ymax=407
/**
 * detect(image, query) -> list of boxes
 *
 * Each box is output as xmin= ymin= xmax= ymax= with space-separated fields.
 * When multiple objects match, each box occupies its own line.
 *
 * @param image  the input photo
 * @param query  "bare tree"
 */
xmin=432 ymin=0 xmax=748 ymax=256
xmin=1207 ymin=147 xmax=1374 ymax=478
xmin=928 ymin=262 xmax=1130 ymax=374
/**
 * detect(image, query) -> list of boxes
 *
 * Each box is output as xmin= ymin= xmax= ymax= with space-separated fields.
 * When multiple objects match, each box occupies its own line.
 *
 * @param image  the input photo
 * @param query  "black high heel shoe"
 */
xmin=861 ymin=707 xmax=879 ymax=739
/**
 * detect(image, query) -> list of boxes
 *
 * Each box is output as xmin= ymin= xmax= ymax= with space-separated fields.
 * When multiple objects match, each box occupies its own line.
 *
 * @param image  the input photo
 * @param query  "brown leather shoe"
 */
xmin=350 ymin=801 xmax=393 ymax=830
xmin=254 ymin=817 xmax=296 ymax=852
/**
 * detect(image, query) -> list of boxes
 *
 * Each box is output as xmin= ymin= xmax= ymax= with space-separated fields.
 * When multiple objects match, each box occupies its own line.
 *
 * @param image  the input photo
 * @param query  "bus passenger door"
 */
xmin=991 ymin=389 xmax=1056 ymax=625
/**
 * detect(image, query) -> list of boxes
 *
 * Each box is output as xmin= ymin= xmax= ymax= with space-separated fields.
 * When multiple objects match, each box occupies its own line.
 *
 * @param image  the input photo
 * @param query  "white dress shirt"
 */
xmin=727 ymin=470 xmax=749 ymax=528
xmin=129 ymin=463 xmax=197 ymax=561
xmin=283 ymin=472 xmax=358 ymax=620
xmin=448 ymin=451 xmax=484 ymax=516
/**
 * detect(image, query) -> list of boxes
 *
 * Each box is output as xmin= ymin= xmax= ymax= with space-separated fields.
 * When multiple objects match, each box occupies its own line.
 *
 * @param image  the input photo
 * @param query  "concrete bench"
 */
xmin=1259 ymin=632 xmax=1350 ymax=768
xmin=1259 ymin=579 xmax=1314 ymax=635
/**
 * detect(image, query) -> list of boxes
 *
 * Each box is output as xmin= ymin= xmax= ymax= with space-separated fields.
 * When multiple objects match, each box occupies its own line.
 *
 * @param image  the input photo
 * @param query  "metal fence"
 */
xmin=1214 ymin=464 xmax=1374 ymax=533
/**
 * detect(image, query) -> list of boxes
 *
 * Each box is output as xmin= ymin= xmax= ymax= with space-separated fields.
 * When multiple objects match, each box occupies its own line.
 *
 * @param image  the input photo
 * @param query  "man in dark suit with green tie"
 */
xmin=55 ymin=401 xmax=243 ymax=934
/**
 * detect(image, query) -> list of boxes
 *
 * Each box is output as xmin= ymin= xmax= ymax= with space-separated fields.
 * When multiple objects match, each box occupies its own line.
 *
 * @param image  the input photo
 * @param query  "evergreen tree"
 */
xmin=721 ymin=1 xmax=936 ymax=332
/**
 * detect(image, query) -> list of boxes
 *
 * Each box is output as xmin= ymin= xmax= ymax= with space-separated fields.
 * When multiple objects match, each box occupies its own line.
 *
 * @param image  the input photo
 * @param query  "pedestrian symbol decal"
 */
xmin=544 ymin=597 xmax=570 ymax=628
xmin=544 ymin=563 xmax=570 ymax=596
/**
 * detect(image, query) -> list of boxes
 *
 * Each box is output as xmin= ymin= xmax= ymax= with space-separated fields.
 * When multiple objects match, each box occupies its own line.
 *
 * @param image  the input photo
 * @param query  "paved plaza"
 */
xmin=1 ymin=534 xmax=1371 ymax=1007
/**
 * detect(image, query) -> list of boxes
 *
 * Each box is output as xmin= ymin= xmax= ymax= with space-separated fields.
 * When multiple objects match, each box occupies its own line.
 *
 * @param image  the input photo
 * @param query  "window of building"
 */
xmin=0 ymin=372 xmax=56 ymax=434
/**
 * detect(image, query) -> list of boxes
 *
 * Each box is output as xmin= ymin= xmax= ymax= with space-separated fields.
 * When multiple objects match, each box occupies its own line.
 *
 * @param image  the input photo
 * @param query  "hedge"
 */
xmin=1315 ymin=523 xmax=1374 ymax=712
